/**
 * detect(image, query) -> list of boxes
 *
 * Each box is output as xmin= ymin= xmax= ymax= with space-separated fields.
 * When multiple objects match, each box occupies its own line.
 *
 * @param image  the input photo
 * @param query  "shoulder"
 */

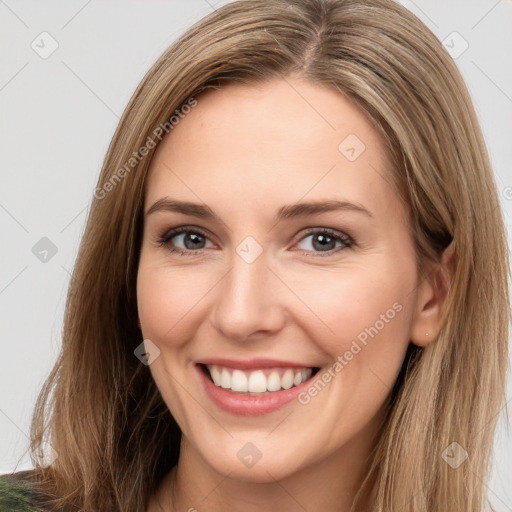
xmin=0 ymin=470 xmax=40 ymax=512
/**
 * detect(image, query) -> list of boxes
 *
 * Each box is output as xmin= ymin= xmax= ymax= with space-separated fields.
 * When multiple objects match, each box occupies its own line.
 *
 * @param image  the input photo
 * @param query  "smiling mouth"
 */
xmin=198 ymin=364 xmax=320 ymax=395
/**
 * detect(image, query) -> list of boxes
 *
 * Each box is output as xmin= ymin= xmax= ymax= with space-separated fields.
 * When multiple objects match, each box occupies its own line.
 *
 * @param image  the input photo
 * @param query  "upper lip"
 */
xmin=196 ymin=358 xmax=318 ymax=370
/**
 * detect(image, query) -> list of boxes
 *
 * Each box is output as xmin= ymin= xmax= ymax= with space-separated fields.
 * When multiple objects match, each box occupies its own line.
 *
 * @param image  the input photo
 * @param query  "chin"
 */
xmin=193 ymin=437 xmax=307 ymax=483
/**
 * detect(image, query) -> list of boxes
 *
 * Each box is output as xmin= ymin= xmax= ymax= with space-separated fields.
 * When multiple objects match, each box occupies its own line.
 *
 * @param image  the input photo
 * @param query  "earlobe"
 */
xmin=410 ymin=241 xmax=456 ymax=347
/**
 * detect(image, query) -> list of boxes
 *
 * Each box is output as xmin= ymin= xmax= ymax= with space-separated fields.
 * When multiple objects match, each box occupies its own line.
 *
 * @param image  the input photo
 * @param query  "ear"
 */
xmin=410 ymin=241 xmax=456 ymax=347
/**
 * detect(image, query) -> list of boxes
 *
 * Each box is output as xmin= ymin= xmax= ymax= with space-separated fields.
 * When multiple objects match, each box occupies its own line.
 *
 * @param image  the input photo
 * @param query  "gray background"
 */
xmin=1 ymin=0 xmax=511 ymax=508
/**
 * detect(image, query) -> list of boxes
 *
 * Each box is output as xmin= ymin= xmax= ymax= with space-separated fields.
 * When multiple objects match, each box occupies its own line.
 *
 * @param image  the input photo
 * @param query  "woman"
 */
xmin=1 ymin=0 xmax=509 ymax=510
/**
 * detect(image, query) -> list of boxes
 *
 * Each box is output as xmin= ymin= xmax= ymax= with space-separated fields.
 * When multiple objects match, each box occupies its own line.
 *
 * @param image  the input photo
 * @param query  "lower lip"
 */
xmin=197 ymin=365 xmax=316 ymax=416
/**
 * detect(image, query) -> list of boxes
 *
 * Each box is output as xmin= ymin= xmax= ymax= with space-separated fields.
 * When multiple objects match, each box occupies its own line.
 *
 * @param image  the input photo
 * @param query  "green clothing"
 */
xmin=0 ymin=474 xmax=38 ymax=512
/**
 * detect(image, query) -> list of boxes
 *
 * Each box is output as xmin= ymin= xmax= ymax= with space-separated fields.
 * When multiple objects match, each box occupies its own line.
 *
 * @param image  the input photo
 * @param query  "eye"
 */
xmin=158 ymin=227 xmax=214 ymax=256
xmin=157 ymin=226 xmax=353 ymax=257
xmin=293 ymin=228 xmax=353 ymax=256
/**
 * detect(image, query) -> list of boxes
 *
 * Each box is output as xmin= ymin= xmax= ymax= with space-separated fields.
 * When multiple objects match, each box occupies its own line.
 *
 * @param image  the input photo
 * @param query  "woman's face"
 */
xmin=137 ymin=77 xmax=433 ymax=482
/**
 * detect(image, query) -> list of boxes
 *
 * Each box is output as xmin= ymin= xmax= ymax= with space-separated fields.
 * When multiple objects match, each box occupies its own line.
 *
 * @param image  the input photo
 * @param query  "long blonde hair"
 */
xmin=26 ymin=0 xmax=509 ymax=510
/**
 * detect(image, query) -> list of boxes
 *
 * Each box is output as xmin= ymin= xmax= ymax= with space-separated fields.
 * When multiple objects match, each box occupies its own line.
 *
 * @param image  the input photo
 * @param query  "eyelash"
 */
xmin=156 ymin=226 xmax=354 ymax=258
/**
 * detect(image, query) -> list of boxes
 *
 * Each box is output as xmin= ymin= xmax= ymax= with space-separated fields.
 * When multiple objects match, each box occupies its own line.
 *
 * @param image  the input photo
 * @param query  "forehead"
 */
xmin=145 ymin=78 xmax=400 ymax=222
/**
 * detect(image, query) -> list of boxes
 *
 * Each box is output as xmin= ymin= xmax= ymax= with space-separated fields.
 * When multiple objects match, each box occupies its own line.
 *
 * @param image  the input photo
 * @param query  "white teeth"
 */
xmin=231 ymin=370 xmax=248 ymax=392
xmin=267 ymin=371 xmax=281 ymax=392
xmin=205 ymin=365 xmax=314 ymax=393
xmin=210 ymin=366 xmax=221 ymax=386
xmin=281 ymin=369 xmax=294 ymax=390
xmin=220 ymin=368 xmax=231 ymax=389
xmin=248 ymin=371 xmax=267 ymax=392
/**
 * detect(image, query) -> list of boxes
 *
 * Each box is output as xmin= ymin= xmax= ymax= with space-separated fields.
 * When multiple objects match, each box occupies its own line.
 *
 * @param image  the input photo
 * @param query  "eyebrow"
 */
xmin=145 ymin=198 xmax=374 ymax=222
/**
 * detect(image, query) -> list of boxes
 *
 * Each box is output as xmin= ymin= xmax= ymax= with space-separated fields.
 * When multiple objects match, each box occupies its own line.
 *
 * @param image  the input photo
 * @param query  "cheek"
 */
xmin=284 ymin=261 xmax=416 ymax=373
xmin=136 ymin=261 xmax=213 ymax=425
xmin=136 ymin=262 xmax=214 ymax=347
xmin=286 ymin=264 xmax=416 ymax=437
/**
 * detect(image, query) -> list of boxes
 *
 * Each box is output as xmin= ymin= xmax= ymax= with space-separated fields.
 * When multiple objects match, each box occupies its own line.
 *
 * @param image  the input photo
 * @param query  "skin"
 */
xmin=138 ymin=76 xmax=451 ymax=512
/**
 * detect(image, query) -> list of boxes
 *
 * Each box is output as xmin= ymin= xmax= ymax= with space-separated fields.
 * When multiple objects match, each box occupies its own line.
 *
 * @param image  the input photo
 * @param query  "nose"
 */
xmin=209 ymin=249 xmax=287 ymax=342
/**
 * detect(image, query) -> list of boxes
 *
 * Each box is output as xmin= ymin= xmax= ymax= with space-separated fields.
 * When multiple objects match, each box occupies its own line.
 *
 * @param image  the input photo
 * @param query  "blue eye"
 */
xmin=158 ymin=227 xmax=214 ymax=256
xmin=157 ymin=226 xmax=353 ymax=257
xmin=294 ymin=229 xmax=353 ymax=256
